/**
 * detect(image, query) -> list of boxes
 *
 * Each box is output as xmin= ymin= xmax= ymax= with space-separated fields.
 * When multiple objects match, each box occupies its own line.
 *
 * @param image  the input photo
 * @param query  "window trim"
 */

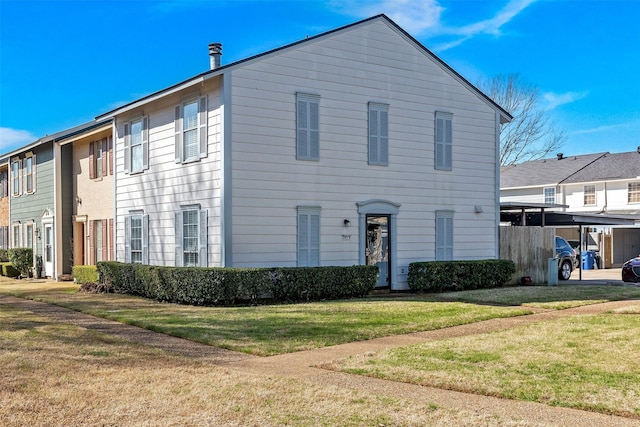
xmin=12 ymin=223 xmax=21 ymax=248
xmin=434 ymin=111 xmax=453 ymax=171
xmin=23 ymin=154 xmax=36 ymax=194
xmin=544 ymin=187 xmax=556 ymax=205
xmin=123 ymin=116 xmax=149 ymax=174
xmin=25 ymin=223 xmax=34 ymax=250
xmin=628 ymin=182 xmax=640 ymax=204
xmin=297 ymin=206 xmax=321 ymax=267
xmin=174 ymin=205 xmax=208 ymax=267
xmin=296 ymin=93 xmax=320 ymax=161
xmin=11 ymin=158 xmax=20 ymax=197
xmin=435 ymin=210 xmax=454 ymax=261
xmin=174 ymin=96 xmax=208 ymax=164
xmin=125 ymin=212 xmax=149 ymax=264
xmin=583 ymin=184 xmax=596 ymax=206
xmin=368 ymin=102 xmax=389 ymax=166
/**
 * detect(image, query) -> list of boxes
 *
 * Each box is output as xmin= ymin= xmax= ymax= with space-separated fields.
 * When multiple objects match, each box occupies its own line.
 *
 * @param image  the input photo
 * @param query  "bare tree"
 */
xmin=478 ymin=74 xmax=565 ymax=165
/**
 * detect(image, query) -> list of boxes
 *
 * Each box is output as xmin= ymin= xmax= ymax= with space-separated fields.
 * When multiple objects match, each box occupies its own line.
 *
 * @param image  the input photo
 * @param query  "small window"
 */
xmin=125 ymin=213 xmax=148 ymax=264
xmin=435 ymin=211 xmax=453 ymax=261
xmin=435 ymin=112 xmax=453 ymax=170
xmin=174 ymin=207 xmax=207 ymax=267
xmin=0 ymin=169 xmax=8 ymax=198
xmin=25 ymin=224 xmax=33 ymax=249
xmin=296 ymin=93 xmax=320 ymax=161
xmin=24 ymin=155 xmax=35 ymax=193
xmin=544 ymin=188 xmax=556 ymax=204
xmin=297 ymin=206 xmax=321 ymax=267
xmin=584 ymin=185 xmax=596 ymax=206
xmin=629 ymin=182 xmax=640 ymax=203
xmin=95 ymin=220 xmax=103 ymax=263
xmin=368 ymin=103 xmax=389 ymax=166
xmin=11 ymin=159 xmax=20 ymax=196
xmin=175 ymin=97 xmax=208 ymax=163
xmin=12 ymin=223 xmax=20 ymax=248
xmin=95 ymin=142 xmax=104 ymax=179
xmin=124 ymin=117 xmax=149 ymax=174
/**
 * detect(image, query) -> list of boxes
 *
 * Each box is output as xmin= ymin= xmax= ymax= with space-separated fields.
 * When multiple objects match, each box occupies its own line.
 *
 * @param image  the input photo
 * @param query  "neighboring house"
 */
xmin=0 ymin=161 xmax=9 ymax=249
xmin=1 ymin=120 xmax=111 ymax=278
xmin=97 ymin=14 xmax=511 ymax=290
xmin=501 ymin=150 xmax=640 ymax=266
xmin=65 ymin=120 xmax=114 ymax=266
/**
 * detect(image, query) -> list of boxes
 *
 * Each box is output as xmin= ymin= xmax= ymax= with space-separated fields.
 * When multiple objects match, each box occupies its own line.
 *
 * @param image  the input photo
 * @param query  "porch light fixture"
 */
xmin=35 ymin=228 xmax=41 ymax=240
xmin=343 ymin=219 xmax=351 ymax=227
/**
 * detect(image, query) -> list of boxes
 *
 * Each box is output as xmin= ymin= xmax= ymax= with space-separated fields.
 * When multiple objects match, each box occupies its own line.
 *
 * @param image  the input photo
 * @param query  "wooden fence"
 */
xmin=499 ymin=226 xmax=554 ymax=284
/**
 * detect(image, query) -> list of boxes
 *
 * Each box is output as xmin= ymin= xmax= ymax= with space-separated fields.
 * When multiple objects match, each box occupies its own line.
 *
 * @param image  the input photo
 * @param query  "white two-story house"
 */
xmin=501 ymin=150 xmax=640 ymax=266
xmin=97 ymin=14 xmax=511 ymax=290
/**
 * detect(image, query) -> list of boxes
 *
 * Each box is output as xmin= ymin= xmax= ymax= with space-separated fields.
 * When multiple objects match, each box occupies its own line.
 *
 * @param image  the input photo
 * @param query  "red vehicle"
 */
xmin=622 ymin=255 xmax=640 ymax=283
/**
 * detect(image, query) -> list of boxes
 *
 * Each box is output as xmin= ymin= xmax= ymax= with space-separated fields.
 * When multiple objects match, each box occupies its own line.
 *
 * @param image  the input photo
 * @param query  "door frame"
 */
xmin=357 ymin=199 xmax=400 ymax=290
xmin=41 ymin=209 xmax=54 ymax=278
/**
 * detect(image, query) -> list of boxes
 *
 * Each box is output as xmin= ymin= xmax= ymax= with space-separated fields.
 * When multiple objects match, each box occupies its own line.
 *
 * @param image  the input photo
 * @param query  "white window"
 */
xmin=296 ymin=93 xmax=320 ymax=161
xmin=95 ymin=142 xmax=104 ymax=178
xmin=12 ymin=223 xmax=20 ymax=248
xmin=629 ymin=182 xmax=640 ymax=203
xmin=24 ymin=155 xmax=35 ymax=193
xmin=435 ymin=112 xmax=453 ymax=171
xmin=11 ymin=159 xmax=20 ymax=196
xmin=544 ymin=187 xmax=556 ymax=204
xmin=25 ymin=224 xmax=33 ymax=249
xmin=435 ymin=211 xmax=454 ymax=261
xmin=125 ymin=213 xmax=148 ymax=264
xmin=297 ymin=206 xmax=320 ymax=267
xmin=368 ymin=103 xmax=389 ymax=166
xmin=174 ymin=97 xmax=208 ymax=163
xmin=584 ymin=185 xmax=596 ymax=206
xmin=124 ymin=116 xmax=149 ymax=174
xmin=174 ymin=207 xmax=207 ymax=267
xmin=95 ymin=220 xmax=103 ymax=263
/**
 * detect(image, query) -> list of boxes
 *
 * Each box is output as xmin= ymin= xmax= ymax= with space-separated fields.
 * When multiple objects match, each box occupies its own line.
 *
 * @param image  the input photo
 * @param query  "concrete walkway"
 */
xmin=1 ymin=294 xmax=639 ymax=426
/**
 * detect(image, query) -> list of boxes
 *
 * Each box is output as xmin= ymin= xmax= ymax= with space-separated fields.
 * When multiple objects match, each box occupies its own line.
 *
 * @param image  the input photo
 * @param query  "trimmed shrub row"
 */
xmin=96 ymin=262 xmax=378 ymax=306
xmin=72 ymin=265 xmax=99 ymax=284
xmin=8 ymin=248 xmax=33 ymax=278
xmin=0 ymin=262 xmax=20 ymax=278
xmin=408 ymin=259 xmax=515 ymax=293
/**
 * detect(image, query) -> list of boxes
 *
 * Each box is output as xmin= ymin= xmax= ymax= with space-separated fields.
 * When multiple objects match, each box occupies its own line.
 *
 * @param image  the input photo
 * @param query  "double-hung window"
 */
xmin=24 ymin=155 xmax=35 ymax=193
xmin=175 ymin=206 xmax=207 ymax=267
xmin=12 ymin=223 xmax=20 ymax=248
xmin=125 ymin=212 xmax=148 ymax=264
xmin=629 ymin=182 xmax=640 ymax=203
xmin=584 ymin=185 xmax=596 ymax=206
xmin=296 ymin=93 xmax=320 ymax=161
xmin=174 ymin=97 xmax=208 ymax=163
xmin=435 ymin=211 xmax=454 ymax=261
xmin=434 ymin=112 xmax=453 ymax=170
xmin=11 ymin=159 xmax=20 ymax=196
xmin=25 ymin=224 xmax=33 ymax=249
xmin=368 ymin=103 xmax=389 ymax=165
xmin=544 ymin=187 xmax=556 ymax=205
xmin=297 ymin=206 xmax=320 ymax=267
xmin=90 ymin=138 xmax=108 ymax=179
xmin=124 ymin=116 xmax=149 ymax=174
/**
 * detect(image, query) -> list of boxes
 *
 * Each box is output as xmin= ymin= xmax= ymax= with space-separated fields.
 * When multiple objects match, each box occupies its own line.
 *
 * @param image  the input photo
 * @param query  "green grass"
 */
xmin=335 ymin=312 xmax=640 ymax=418
xmin=432 ymin=284 xmax=640 ymax=309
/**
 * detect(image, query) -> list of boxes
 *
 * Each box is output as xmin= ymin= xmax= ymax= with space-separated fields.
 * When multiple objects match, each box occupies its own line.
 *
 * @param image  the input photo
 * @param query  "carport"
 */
xmin=500 ymin=202 xmax=638 ymax=281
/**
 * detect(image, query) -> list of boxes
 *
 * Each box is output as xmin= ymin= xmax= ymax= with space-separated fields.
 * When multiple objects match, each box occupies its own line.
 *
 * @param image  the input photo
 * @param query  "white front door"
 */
xmin=44 ymin=224 xmax=53 ymax=277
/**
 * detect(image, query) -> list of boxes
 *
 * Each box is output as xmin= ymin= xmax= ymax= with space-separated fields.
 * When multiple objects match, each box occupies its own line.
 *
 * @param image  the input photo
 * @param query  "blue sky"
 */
xmin=1 ymin=0 xmax=638 ymax=158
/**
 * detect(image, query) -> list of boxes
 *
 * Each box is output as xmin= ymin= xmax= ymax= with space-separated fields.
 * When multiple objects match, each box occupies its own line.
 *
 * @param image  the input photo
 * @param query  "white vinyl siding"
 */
xmin=435 ymin=211 xmax=454 ymax=261
xmin=174 ymin=96 xmax=208 ymax=163
xmin=124 ymin=116 xmax=149 ymax=174
xmin=125 ymin=213 xmax=148 ymax=264
xmin=174 ymin=207 xmax=208 ymax=267
xmin=297 ymin=207 xmax=320 ymax=267
xmin=435 ymin=112 xmax=453 ymax=171
xmin=544 ymin=187 xmax=556 ymax=204
xmin=296 ymin=93 xmax=320 ymax=161
xmin=368 ymin=102 xmax=389 ymax=165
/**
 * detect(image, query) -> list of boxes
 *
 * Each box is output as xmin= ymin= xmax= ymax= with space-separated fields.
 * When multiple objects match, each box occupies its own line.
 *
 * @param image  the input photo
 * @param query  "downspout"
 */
xmin=221 ymin=71 xmax=233 ymax=266
xmin=494 ymin=112 xmax=500 ymax=258
xmin=112 ymin=119 xmax=118 ymax=262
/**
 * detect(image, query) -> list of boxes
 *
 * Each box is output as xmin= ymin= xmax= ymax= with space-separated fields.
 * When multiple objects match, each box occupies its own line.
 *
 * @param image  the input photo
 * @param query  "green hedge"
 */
xmin=0 ymin=249 xmax=9 ymax=263
xmin=96 ymin=262 xmax=378 ymax=306
xmin=8 ymin=248 xmax=33 ymax=278
xmin=72 ymin=265 xmax=99 ymax=284
xmin=1 ymin=262 xmax=20 ymax=278
xmin=408 ymin=259 xmax=516 ymax=293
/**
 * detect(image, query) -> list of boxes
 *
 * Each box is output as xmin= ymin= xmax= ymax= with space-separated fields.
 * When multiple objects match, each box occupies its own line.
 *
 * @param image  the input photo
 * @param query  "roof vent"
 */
xmin=557 ymin=153 xmax=564 ymax=160
xmin=637 ymin=146 xmax=640 ymax=154
xmin=208 ymin=43 xmax=222 ymax=70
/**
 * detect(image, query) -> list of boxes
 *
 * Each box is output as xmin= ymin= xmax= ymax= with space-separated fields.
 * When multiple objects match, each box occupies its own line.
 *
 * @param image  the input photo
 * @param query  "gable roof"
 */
xmin=561 ymin=150 xmax=640 ymax=184
xmin=96 ymin=14 xmax=512 ymax=123
xmin=500 ymin=152 xmax=607 ymax=189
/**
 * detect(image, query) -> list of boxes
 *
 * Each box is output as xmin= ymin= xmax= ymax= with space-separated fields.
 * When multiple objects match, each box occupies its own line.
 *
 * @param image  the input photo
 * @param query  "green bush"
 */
xmin=8 ymin=248 xmax=33 ymax=278
xmin=96 ymin=262 xmax=378 ymax=306
xmin=0 ymin=249 xmax=9 ymax=263
xmin=72 ymin=265 xmax=99 ymax=284
xmin=1 ymin=262 xmax=19 ymax=278
xmin=408 ymin=259 xmax=516 ymax=293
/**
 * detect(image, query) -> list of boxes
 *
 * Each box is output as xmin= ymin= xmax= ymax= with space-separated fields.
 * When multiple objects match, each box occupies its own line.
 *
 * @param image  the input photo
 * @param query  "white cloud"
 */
xmin=571 ymin=123 xmax=627 ymax=136
xmin=0 ymin=127 xmax=37 ymax=154
xmin=542 ymin=91 xmax=589 ymax=110
xmin=334 ymin=0 xmax=537 ymax=51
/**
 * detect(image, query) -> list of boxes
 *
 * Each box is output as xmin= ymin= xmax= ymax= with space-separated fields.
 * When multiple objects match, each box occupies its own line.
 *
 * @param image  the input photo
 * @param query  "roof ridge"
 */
xmin=558 ymin=152 xmax=610 ymax=184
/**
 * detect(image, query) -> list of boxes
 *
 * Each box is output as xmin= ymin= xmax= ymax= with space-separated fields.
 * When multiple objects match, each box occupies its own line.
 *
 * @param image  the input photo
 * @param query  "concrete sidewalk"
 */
xmin=1 ymin=294 xmax=639 ymax=426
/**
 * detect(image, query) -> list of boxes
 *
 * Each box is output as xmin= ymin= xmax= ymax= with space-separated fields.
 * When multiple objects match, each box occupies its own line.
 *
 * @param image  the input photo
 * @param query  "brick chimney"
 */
xmin=208 ymin=43 xmax=222 ymax=70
